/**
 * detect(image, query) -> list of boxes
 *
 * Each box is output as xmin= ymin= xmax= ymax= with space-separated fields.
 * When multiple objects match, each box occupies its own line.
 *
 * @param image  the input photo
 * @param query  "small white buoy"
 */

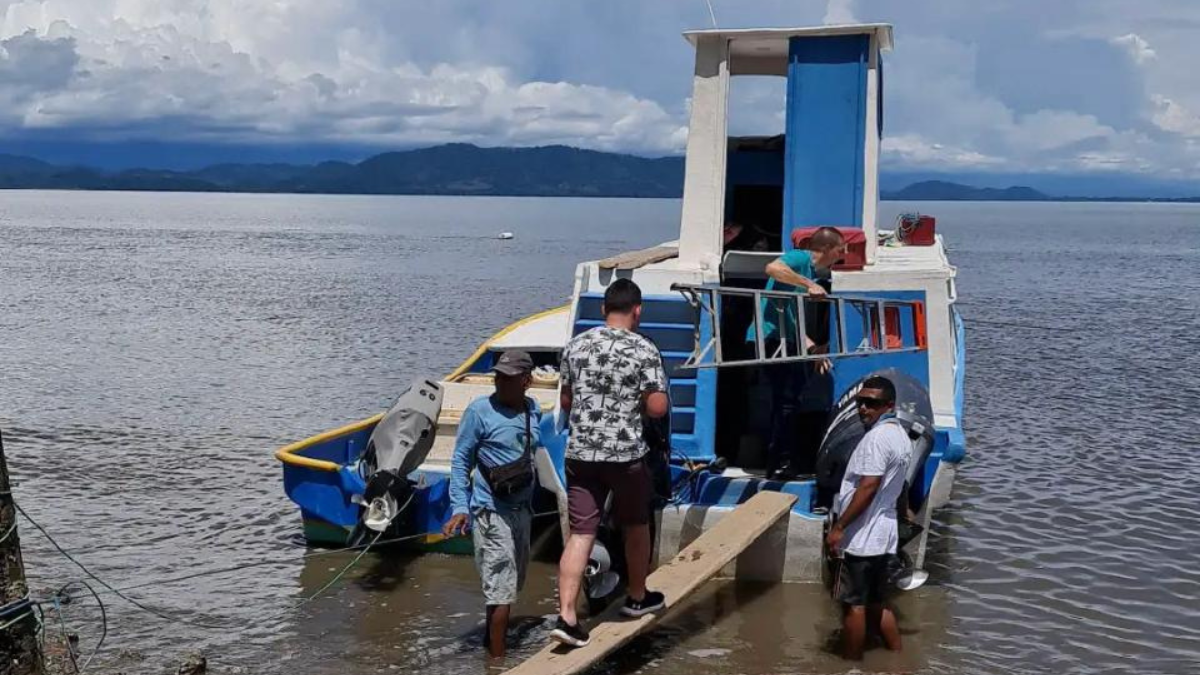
xmin=497 ymin=231 xmax=514 ymax=240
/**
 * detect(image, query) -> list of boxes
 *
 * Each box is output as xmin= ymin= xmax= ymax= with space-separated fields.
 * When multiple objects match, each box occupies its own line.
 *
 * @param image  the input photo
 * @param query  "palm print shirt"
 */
xmin=560 ymin=326 xmax=668 ymax=463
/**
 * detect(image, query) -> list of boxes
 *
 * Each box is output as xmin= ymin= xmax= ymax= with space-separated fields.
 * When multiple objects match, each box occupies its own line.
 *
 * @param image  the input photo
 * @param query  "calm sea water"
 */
xmin=1 ymin=191 xmax=1198 ymax=674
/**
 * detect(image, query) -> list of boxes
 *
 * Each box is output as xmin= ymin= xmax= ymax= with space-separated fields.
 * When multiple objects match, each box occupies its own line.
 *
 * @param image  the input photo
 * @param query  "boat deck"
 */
xmin=425 ymin=379 xmax=559 ymax=467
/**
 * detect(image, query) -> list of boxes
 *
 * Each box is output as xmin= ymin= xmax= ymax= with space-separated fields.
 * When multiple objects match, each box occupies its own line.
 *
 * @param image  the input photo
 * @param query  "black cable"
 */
xmin=55 ymin=580 xmax=106 ymax=673
xmin=15 ymin=499 xmax=389 ymax=630
xmin=13 ymin=500 xmax=234 ymax=630
xmin=3 ymin=423 xmax=563 ymax=635
xmin=15 ymin=496 xmax=563 ymax=630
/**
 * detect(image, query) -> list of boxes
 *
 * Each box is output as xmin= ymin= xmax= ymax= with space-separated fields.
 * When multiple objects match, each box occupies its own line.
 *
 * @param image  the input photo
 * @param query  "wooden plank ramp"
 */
xmin=596 ymin=245 xmax=679 ymax=270
xmin=504 ymin=491 xmax=797 ymax=675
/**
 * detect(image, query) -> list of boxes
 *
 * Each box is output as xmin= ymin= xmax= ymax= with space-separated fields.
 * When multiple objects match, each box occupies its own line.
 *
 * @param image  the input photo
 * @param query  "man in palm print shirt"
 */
xmin=549 ymin=278 xmax=670 ymax=648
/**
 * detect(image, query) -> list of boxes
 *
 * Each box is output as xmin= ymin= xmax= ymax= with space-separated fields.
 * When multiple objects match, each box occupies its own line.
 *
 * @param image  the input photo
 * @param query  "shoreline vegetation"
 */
xmin=3 ymin=144 xmax=1199 ymax=203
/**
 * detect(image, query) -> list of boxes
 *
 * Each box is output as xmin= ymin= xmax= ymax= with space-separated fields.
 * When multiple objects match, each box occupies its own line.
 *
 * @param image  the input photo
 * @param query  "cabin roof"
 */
xmin=683 ymin=24 xmax=893 ymax=75
xmin=683 ymin=24 xmax=894 ymax=50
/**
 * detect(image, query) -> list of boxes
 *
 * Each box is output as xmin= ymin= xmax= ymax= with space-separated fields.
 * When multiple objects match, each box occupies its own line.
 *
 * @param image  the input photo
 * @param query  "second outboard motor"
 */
xmin=814 ymin=368 xmax=934 ymax=510
xmin=358 ymin=378 xmax=443 ymax=534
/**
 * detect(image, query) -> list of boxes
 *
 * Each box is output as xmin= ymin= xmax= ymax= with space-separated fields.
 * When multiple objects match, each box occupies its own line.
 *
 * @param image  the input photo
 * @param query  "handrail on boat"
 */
xmin=274 ymin=304 xmax=570 ymax=472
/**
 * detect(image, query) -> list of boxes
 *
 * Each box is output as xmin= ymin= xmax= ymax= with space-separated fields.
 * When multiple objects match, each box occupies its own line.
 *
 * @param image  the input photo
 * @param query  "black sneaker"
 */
xmin=549 ymin=616 xmax=590 ymax=647
xmin=620 ymin=590 xmax=666 ymax=617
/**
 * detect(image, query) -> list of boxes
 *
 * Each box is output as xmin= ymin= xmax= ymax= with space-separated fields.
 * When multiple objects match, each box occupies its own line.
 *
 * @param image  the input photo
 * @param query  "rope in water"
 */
xmin=52 ymin=580 xmax=106 ymax=673
xmin=14 ymin=497 xmax=560 ymax=630
xmin=116 ymin=507 xmax=562 ymax=593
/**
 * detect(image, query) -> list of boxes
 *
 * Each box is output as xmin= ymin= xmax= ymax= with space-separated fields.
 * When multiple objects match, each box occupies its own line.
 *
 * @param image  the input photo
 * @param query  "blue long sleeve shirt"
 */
xmin=449 ymin=395 xmax=541 ymax=515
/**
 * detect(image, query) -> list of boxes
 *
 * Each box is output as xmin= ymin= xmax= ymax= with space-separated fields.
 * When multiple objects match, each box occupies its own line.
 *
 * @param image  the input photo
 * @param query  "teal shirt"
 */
xmin=746 ymin=248 xmax=815 ymax=344
xmin=449 ymin=395 xmax=541 ymax=515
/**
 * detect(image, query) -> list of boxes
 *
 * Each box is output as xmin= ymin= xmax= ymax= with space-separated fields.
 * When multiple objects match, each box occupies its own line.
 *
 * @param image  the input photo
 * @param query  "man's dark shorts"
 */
xmin=835 ymin=553 xmax=891 ymax=606
xmin=566 ymin=457 xmax=652 ymax=535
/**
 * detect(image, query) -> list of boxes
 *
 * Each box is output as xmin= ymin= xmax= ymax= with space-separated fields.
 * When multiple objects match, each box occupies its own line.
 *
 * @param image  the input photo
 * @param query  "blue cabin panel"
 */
xmin=829 ymin=290 xmax=930 ymax=400
xmin=573 ymin=292 xmax=715 ymax=462
xmin=783 ymin=34 xmax=869 ymax=249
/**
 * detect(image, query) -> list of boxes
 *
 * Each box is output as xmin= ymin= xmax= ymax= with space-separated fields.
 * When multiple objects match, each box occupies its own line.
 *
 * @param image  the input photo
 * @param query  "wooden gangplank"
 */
xmin=504 ymin=491 xmax=798 ymax=675
xmin=596 ymin=245 xmax=679 ymax=270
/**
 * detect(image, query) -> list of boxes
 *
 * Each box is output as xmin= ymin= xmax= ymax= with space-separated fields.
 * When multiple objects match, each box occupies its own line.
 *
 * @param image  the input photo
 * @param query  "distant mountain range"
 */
xmin=0 ymin=144 xmax=683 ymax=198
xmin=2 ymin=144 xmax=1198 ymax=201
xmin=881 ymin=180 xmax=1050 ymax=201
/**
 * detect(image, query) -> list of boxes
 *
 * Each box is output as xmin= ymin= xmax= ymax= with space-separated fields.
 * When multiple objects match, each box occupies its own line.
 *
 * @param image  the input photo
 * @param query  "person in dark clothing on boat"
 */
xmin=444 ymin=350 xmax=542 ymax=659
xmin=747 ymin=226 xmax=843 ymax=478
xmin=825 ymin=375 xmax=909 ymax=660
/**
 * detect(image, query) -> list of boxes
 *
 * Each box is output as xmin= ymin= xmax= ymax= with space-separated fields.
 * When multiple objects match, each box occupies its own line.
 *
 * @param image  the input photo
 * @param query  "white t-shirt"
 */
xmin=834 ymin=419 xmax=911 ymax=557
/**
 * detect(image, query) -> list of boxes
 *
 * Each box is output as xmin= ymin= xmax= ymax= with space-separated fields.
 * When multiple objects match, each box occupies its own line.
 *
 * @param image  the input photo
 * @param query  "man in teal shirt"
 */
xmin=747 ymin=227 xmax=844 ymax=478
xmin=444 ymin=350 xmax=541 ymax=659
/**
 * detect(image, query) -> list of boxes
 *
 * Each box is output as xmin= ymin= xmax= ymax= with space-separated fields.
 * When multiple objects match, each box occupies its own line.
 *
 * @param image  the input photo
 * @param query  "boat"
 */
xmin=276 ymin=22 xmax=965 ymax=586
xmin=497 ymin=231 xmax=515 ymax=240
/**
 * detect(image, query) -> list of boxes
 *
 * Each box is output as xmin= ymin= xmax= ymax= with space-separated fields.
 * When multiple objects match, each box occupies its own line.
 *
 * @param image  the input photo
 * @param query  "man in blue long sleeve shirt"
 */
xmin=442 ymin=350 xmax=541 ymax=659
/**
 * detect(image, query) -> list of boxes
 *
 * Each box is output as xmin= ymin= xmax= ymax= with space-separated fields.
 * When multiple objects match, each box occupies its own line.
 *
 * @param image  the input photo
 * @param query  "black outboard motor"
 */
xmin=814 ymin=369 xmax=935 ymax=588
xmin=349 ymin=377 xmax=443 ymax=545
xmin=814 ymin=368 xmax=934 ymax=510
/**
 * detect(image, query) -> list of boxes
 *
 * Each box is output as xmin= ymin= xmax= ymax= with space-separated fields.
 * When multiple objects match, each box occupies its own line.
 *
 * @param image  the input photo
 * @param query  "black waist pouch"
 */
xmin=479 ymin=408 xmax=535 ymax=498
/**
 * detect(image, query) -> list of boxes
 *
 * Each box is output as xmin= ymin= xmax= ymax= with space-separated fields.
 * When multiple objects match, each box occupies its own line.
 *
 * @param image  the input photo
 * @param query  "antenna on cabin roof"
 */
xmin=703 ymin=0 xmax=718 ymax=28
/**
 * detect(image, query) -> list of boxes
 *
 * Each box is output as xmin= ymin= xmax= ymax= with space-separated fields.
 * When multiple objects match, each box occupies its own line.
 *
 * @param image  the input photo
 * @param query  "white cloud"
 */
xmin=882 ymin=134 xmax=1003 ymax=169
xmin=1111 ymin=33 xmax=1157 ymax=64
xmin=1150 ymin=95 xmax=1200 ymax=137
xmin=4 ymin=0 xmax=1200 ymax=178
xmin=0 ymin=29 xmax=77 ymax=100
xmin=1004 ymin=110 xmax=1115 ymax=154
xmin=824 ymin=0 xmax=858 ymax=25
xmin=880 ymin=35 xmax=1134 ymax=173
xmin=0 ymin=4 xmax=687 ymax=153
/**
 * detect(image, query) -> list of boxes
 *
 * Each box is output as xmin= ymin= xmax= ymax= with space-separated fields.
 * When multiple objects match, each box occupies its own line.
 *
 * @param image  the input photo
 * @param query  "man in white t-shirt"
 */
xmin=825 ymin=375 xmax=910 ymax=660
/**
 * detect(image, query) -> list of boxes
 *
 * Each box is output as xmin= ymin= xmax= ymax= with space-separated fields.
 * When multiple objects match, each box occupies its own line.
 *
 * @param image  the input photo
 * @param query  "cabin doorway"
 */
xmin=713 ymin=275 xmax=834 ymax=478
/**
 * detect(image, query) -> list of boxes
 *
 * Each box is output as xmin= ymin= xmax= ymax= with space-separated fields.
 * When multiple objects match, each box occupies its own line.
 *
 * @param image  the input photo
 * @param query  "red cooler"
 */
xmin=898 ymin=215 xmax=936 ymax=246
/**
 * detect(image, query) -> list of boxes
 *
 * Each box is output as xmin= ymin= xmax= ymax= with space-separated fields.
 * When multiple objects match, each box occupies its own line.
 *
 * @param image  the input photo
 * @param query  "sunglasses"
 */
xmin=855 ymin=396 xmax=890 ymax=409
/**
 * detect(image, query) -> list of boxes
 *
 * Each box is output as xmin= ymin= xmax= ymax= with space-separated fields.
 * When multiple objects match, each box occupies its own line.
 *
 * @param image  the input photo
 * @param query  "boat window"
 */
xmin=724 ymin=75 xmax=787 ymax=255
xmin=728 ymin=76 xmax=785 ymax=138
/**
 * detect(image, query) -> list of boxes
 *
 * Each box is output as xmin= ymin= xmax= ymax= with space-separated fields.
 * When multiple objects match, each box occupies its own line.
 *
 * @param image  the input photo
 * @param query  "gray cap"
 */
xmin=492 ymin=350 xmax=534 ymax=376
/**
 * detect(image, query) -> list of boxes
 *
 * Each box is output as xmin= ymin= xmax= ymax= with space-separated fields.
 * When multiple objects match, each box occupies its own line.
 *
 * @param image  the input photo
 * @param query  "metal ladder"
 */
xmin=671 ymin=283 xmax=928 ymax=370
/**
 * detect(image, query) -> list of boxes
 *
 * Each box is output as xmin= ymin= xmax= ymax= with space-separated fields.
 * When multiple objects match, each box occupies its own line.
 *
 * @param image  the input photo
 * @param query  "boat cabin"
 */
xmin=553 ymin=25 xmax=961 ymax=494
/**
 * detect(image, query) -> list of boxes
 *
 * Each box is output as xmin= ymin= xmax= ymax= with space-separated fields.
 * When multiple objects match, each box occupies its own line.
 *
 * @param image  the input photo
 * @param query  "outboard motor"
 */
xmin=355 ymin=378 xmax=443 ymax=538
xmin=815 ymin=368 xmax=934 ymax=509
xmin=814 ymin=369 xmax=935 ymax=589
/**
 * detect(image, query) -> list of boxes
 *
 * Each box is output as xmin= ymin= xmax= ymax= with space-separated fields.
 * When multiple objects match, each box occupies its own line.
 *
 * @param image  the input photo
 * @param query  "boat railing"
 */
xmin=671 ymin=283 xmax=927 ymax=370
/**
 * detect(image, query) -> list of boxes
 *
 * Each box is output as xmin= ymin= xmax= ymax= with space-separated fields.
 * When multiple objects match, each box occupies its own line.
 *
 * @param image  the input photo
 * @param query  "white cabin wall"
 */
xmin=677 ymin=34 xmax=730 ymax=274
xmin=921 ymin=281 xmax=957 ymax=426
xmin=574 ymin=261 xmax=709 ymax=298
xmin=863 ymin=33 xmax=881 ymax=264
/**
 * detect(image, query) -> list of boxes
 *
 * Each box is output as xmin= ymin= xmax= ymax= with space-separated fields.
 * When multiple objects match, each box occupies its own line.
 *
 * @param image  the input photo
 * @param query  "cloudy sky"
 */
xmin=2 ymin=0 xmax=1198 ymax=179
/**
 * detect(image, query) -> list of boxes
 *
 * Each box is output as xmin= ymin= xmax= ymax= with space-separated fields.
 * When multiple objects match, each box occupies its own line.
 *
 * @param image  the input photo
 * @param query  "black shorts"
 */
xmin=834 ymin=554 xmax=891 ymax=607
